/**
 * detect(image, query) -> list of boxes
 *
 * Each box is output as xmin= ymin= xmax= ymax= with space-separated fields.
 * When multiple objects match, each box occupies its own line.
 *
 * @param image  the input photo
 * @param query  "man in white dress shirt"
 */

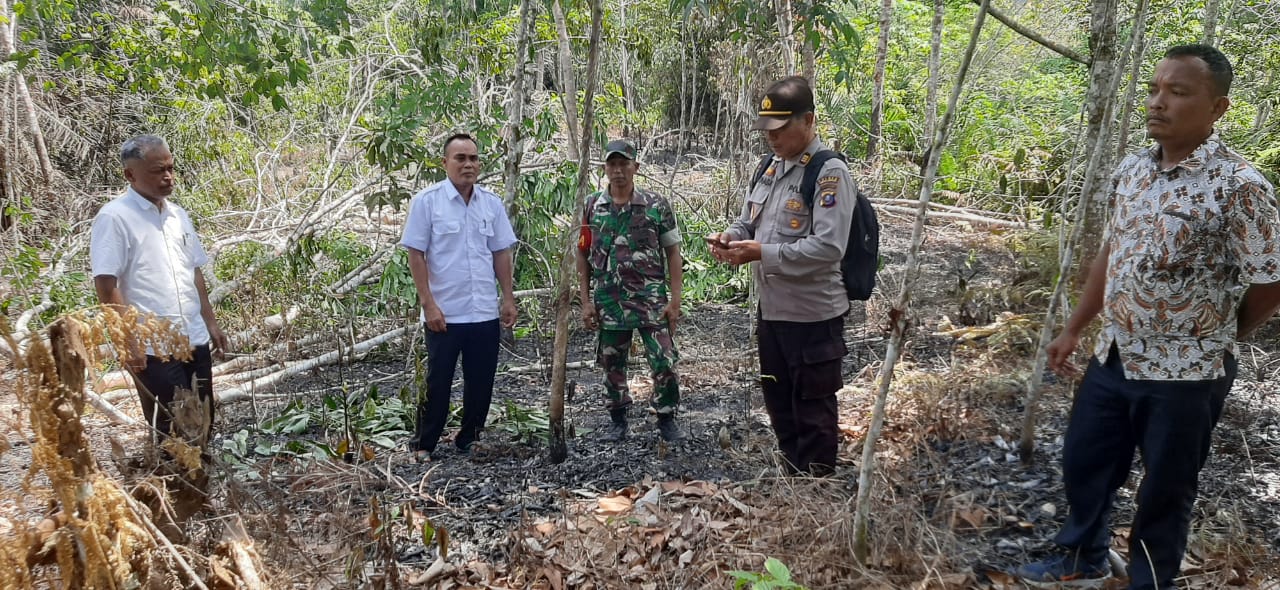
xmin=400 ymin=133 xmax=518 ymax=460
xmin=90 ymin=135 xmax=229 ymax=446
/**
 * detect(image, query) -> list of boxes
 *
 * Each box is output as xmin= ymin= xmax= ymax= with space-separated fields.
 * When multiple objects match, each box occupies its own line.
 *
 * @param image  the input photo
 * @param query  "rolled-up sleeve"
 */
xmin=401 ymin=191 xmax=432 ymax=253
xmin=90 ymin=211 xmax=128 ymax=277
xmin=759 ymin=162 xmax=854 ymax=277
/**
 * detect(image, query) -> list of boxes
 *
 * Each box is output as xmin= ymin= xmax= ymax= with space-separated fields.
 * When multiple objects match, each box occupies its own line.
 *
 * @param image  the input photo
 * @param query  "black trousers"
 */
xmin=1054 ymin=347 xmax=1235 ymax=590
xmin=413 ymin=320 xmax=500 ymax=452
xmin=131 ymin=345 xmax=214 ymax=443
xmin=757 ymin=313 xmax=847 ymax=475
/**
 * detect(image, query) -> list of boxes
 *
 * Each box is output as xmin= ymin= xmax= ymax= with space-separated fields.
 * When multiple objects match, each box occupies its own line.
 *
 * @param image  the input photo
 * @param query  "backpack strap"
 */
xmin=748 ymin=153 xmax=774 ymax=193
xmin=798 ymin=150 xmax=847 ymax=209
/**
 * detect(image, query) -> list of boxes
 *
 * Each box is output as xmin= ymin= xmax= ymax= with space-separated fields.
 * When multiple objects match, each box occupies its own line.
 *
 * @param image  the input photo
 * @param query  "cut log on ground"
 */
xmin=216 ymin=326 xmax=409 ymax=404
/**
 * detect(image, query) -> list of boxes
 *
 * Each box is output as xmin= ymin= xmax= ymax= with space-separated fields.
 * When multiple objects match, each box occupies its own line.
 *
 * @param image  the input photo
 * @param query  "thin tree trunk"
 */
xmin=801 ymin=29 xmax=816 ymax=85
xmin=1073 ymin=0 xmax=1120 ymax=274
xmin=502 ymin=0 xmax=536 ymax=208
xmin=620 ymin=0 xmax=634 ymax=118
xmin=551 ymin=0 xmax=581 ymax=162
xmin=776 ymin=0 xmax=796 ymax=74
xmin=0 ymin=0 xmax=52 ymax=187
xmin=1203 ymin=0 xmax=1221 ymax=46
xmin=1114 ymin=0 xmax=1151 ymax=160
xmin=852 ymin=0 xmax=991 ymax=565
xmin=867 ymin=0 xmax=893 ymax=162
xmin=548 ymin=0 xmax=603 ymax=464
xmin=1019 ymin=0 xmax=1131 ymax=464
xmin=923 ymin=0 xmax=943 ymax=156
xmin=1252 ymin=70 xmax=1274 ymax=135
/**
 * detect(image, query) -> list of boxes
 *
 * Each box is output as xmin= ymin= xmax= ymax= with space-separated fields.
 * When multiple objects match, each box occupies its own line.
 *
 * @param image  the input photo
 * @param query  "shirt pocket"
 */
xmin=776 ymin=194 xmax=811 ymax=239
xmin=433 ymin=220 xmax=462 ymax=237
xmin=628 ymin=212 xmax=658 ymax=249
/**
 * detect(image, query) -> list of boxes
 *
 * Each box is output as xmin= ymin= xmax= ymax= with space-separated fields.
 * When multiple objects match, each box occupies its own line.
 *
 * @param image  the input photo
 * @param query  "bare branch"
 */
xmin=977 ymin=0 xmax=1090 ymax=65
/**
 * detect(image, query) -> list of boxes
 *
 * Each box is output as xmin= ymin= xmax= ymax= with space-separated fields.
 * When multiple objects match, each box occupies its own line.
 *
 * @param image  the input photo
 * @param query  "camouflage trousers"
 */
xmin=596 ymin=325 xmax=680 ymax=414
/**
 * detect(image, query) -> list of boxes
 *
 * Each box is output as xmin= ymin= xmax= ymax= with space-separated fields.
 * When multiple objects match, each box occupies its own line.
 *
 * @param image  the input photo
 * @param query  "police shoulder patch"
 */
xmin=817 ymin=175 xmax=840 ymax=191
xmin=820 ymin=191 xmax=837 ymax=208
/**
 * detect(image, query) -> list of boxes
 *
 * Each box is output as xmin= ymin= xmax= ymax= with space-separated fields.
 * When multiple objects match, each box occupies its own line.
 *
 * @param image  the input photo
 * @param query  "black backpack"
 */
xmin=749 ymin=150 xmax=880 ymax=301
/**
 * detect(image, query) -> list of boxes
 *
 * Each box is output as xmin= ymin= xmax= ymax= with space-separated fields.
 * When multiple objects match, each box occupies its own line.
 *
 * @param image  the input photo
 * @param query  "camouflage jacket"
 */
xmin=584 ymin=187 xmax=683 ymax=329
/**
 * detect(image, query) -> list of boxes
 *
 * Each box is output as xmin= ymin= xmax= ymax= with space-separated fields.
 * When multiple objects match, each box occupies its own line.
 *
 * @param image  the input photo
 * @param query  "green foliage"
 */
xmin=491 ymin=400 xmax=551 ymax=443
xmin=728 ymin=558 xmax=808 ymax=590
xmin=257 ymin=384 xmax=416 ymax=453
xmin=14 ymin=0 xmax=354 ymax=110
xmin=378 ymin=249 xmax=418 ymax=319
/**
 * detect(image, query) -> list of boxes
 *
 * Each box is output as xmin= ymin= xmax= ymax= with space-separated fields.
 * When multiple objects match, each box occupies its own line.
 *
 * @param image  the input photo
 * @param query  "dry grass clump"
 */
xmin=0 ymin=308 xmax=212 ymax=589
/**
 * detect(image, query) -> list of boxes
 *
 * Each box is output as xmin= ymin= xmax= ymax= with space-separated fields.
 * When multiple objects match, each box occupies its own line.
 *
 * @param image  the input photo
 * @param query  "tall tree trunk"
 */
xmin=619 ymin=0 xmax=635 ymax=123
xmin=548 ymin=0 xmax=603 ymax=464
xmin=1114 ymin=0 xmax=1151 ymax=160
xmin=1203 ymin=0 xmax=1221 ymax=46
xmin=551 ymin=0 xmax=581 ymax=162
xmin=502 ymin=0 xmax=536 ymax=208
xmin=1073 ymin=0 xmax=1120 ymax=275
xmin=801 ymin=31 xmax=816 ymax=85
xmin=1019 ymin=0 xmax=1133 ymax=464
xmin=866 ymin=0 xmax=893 ymax=162
xmin=923 ymin=0 xmax=943 ymax=155
xmin=0 ymin=0 xmax=52 ymax=187
xmin=775 ymin=0 xmax=796 ymax=74
xmin=852 ymin=0 xmax=991 ymax=565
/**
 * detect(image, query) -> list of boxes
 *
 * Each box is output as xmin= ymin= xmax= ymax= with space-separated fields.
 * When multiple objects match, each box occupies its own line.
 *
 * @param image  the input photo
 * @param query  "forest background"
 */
xmin=3 ymin=0 xmax=1280 ymax=587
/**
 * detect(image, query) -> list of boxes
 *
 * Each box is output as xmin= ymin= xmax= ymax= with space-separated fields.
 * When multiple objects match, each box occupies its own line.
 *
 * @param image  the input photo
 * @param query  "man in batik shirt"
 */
xmin=1017 ymin=44 xmax=1280 ymax=590
xmin=576 ymin=139 xmax=685 ymax=442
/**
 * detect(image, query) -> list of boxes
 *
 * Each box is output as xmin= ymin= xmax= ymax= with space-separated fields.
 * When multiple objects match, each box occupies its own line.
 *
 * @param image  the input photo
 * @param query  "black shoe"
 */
xmin=656 ymin=415 xmax=685 ymax=442
xmin=1014 ymin=550 xmax=1110 ymax=588
xmin=602 ymin=408 xmax=628 ymax=442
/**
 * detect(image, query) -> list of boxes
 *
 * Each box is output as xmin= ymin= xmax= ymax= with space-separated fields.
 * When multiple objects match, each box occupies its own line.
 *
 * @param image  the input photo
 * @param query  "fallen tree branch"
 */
xmin=329 ymin=247 xmax=393 ymax=294
xmin=870 ymin=197 xmax=1023 ymax=220
xmin=85 ymin=389 xmax=137 ymax=426
xmin=216 ymin=326 xmax=409 ymax=404
xmin=513 ymin=287 xmax=553 ymax=299
xmin=209 ymin=179 xmax=377 ymax=306
xmin=874 ymin=204 xmax=1026 ymax=228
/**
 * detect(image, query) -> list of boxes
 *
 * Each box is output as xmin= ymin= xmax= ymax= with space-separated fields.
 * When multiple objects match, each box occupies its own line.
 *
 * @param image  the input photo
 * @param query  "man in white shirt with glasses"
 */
xmin=91 ymin=135 xmax=228 ymax=448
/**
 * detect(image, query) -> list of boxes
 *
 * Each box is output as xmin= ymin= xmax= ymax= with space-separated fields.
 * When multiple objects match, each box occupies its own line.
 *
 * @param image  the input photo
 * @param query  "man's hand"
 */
xmin=208 ymin=321 xmax=231 ymax=362
xmin=662 ymin=300 xmax=681 ymax=332
xmin=707 ymin=232 xmax=730 ymax=263
xmin=1046 ymin=331 xmax=1082 ymax=379
xmin=582 ymin=300 xmax=600 ymax=330
xmin=500 ymin=299 xmax=518 ymax=329
xmin=722 ymin=240 xmax=763 ymax=266
xmin=424 ymin=303 xmax=447 ymax=333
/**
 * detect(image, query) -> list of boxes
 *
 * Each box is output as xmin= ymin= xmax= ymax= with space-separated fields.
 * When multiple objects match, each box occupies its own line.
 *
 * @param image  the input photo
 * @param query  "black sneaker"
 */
xmin=656 ymin=415 xmax=685 ymax=442
xmin=1014 ymin=551 xmax=1110 ymax=588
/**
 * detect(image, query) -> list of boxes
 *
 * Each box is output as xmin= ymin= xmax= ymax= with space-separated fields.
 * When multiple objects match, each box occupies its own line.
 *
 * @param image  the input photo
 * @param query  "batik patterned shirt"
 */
xmin=584 ymin=188 xmax=682 ymax=329
xmin=1095 ymin=133 xmax=1280 ymax=380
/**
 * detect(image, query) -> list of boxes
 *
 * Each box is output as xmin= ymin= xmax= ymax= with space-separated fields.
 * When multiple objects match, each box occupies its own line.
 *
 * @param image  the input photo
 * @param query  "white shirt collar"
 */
xmin=125 ymin=186 xmax=167 ymax=214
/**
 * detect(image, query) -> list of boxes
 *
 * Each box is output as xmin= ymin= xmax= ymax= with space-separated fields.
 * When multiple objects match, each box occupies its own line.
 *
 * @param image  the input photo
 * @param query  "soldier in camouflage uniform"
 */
xmin=576 ymin=139 xmax=685 ymax=442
